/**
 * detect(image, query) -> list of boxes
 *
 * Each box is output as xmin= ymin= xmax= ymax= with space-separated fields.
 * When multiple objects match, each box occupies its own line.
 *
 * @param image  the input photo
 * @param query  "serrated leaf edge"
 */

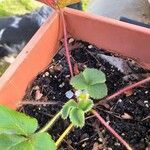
xmin=78 ymin=99 xmax=94 ymax=113
xmin=69 ymin=108 xmax=85 ymax=128
xmin=61 ymin=100 xmax=77 ymax=119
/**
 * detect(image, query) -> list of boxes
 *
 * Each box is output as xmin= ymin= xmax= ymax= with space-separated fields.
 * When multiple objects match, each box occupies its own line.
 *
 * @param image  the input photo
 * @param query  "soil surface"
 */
xmin=19 ymin=39 xmax=150 ymax=150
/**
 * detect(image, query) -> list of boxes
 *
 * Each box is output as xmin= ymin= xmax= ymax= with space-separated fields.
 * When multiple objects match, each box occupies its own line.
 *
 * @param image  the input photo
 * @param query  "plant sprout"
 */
xmin=0 ymin=68 xmax=107 ymax=149
xmin=61 ymin=68 xmax=107 ymax=128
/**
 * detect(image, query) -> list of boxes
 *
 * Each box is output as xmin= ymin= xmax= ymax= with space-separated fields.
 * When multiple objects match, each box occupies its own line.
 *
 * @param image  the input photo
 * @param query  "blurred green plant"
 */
xmin=0 ymin=61 xmax=9 ymax=77
xmin=81 ymin=0 xmax=90 ymax=11
xmin=0 ymin=0 xmax=90 ymax=17
xmin=0 ymin=0 xmax=42 ymax=16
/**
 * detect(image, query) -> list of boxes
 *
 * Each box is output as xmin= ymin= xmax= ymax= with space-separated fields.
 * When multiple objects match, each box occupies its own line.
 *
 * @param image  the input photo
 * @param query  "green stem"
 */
xmin=38 ymin=111 xmax=61 ymax=133
xmin=55 ymin=123 xmax=74 ymax=147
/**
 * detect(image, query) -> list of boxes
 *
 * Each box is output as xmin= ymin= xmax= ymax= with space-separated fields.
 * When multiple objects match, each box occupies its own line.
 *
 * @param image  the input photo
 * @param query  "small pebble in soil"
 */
xmin=88 ymin=45 xmax=93 ymax=49
xmin=35 ymin=90 xmax=43 ymax=100
xmin=114 ymin=142 xmax=121 ymax=146
xmin=82 ymin=142 xmax=87 ymax=148
xmin=145 ymin=91 xmax=149 ymax=94
xmin=145 ymin=104 xmax=149 ymax=108
xmin=66 ymin=75 xmax=70 ymax=78
xmin=59 ymin=82 xmax=65 ymax=88
xmin=44 ymin=72 xmax=49 ymax=76
xmin=98 ymin=138 xmax=103 ymax=142
xmin=118 ymin=99 xmax=123 ymax=103
xmin=68 ymin=38 xmax=75 ymax=44
xmin=33 ymin=85 xmax=40 ymax=90
xmin=144 ymin=100 xmax=149 ymax=104
xmin=121 ymin=133 xmax=125 ymax=136
xmin=121 ymin=113 xmax=133 ymax=120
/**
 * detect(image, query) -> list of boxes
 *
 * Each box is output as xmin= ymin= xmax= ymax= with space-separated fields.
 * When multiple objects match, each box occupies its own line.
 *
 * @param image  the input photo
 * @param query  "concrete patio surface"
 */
xmin=87 ymin=0 xmax=150 ymax=24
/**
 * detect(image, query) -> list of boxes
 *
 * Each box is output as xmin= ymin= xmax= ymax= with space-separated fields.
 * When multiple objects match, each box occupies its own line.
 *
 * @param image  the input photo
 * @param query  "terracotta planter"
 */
xmin=0 ymin=8 xmax=150 ymax=109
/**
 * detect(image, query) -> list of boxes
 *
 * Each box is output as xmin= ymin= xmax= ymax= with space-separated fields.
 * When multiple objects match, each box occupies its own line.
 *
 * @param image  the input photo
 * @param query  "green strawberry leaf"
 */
xmin=0 ymin=134 xmax=26 ymax=150
xmin=61 ymin=100 xmax=77 ymax=119
xmin=0 ymin=132 xmax=56 ymax=150
xmin=0 ymin=106 xmax=38 ymax=135
xmin=70 ymin=73 xmax=88 ymax=90
xmin=83 ymin=68 xmax=106 ymax=85
xmin=87 ymin=83 xmax=108 ymax=99
xmin=69 ymin=108 xmax=85 ymax=128
xmin=26 ymin=132 xmax=56 ymax=150
xmin=78 ymin=99 xmax=94 ymax=112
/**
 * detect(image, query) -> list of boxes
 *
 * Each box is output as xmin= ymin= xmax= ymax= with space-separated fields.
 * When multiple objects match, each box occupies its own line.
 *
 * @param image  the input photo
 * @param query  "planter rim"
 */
xmin=63 ymin=8 xmax=150 ymax=34
xmin=1 ymin=8 xmax=150 ymax=88
xmin=63 ymin=8 xmax=150 ymax=68
xmin=0 ymin=10 xmax=57 ymax=90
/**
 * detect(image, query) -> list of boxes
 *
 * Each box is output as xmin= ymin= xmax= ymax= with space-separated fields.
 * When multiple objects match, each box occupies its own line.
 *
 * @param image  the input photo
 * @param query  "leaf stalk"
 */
xmin=55 ymin=123 xmax=74 ymax=147
xmin=38 ymin=111 xmax=61 ymax=133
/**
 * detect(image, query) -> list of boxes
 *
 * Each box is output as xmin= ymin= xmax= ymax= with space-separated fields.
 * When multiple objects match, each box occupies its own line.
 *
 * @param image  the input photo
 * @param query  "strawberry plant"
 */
xmin=60 ymin=68 xmax=132 ymax=150
xmin=61 ymin=68 xmax=107 ymax=128
xmin=0 ymin=68 xmax=107 ymax=149
xmin=0 ymin=68 xmax=132 ymax=150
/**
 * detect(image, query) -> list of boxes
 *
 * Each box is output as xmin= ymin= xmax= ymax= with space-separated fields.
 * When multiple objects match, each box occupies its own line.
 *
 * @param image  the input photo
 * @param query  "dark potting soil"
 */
xmin=19 ymin=39 xmax=150 ymax=150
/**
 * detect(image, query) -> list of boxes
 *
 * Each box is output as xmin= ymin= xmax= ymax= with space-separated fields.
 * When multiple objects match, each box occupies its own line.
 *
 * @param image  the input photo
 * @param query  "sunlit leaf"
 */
xmin=57 ymin=0 xmax=80 ymax=8
xmin=0 ymin=106 xmax=38 ymax=135
xmin=0 ymin=133 xmax=56 ymax=150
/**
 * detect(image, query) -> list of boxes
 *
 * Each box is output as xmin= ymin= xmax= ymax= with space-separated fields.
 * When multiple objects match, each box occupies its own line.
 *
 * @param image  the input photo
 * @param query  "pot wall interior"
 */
xmin=64 ymin=8 xmax=150 ymax=67
xmin=0 ymin=12 xmax=62 ymax=108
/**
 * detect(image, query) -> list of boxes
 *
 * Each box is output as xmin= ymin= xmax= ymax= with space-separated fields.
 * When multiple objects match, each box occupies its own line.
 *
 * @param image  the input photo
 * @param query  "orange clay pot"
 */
xmin=0 ymin=8 xmax=150 ymax=109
